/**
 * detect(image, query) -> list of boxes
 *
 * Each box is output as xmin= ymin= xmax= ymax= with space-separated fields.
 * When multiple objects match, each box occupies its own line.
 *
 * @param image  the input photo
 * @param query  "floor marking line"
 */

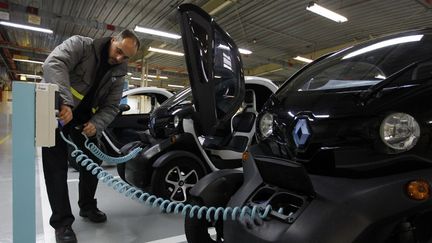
xmin=0 ymin=134 xmax=10 ymax=144
xmin=37 ymin=149 xmax=56 ymax=243
xmin=145 ymin=229 xmax=216 ymax=243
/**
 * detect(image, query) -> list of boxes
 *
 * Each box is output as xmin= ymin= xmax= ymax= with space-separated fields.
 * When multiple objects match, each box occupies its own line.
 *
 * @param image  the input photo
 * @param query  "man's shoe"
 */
xmin=55 ymin=226 xmax=77 ymax=243
xmin=79 ymin=208 xmax=107 ymax=223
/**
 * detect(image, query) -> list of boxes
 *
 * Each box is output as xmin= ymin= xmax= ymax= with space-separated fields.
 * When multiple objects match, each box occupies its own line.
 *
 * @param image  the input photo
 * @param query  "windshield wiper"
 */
xmin=359 ymin=56 xmax=432 ymax=105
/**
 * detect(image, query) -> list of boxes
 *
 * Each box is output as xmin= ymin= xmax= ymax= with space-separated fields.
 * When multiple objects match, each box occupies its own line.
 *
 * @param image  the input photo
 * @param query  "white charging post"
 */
xmin=12 ymin=82 xmax=58 ymax=243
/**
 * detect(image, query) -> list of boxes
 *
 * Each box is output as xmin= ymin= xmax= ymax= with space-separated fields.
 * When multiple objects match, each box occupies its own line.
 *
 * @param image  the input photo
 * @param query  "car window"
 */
xmin=123 ymin=94 xmax=160 ymax=115
xmin=278 ymin=31 xmax=432 ymax=94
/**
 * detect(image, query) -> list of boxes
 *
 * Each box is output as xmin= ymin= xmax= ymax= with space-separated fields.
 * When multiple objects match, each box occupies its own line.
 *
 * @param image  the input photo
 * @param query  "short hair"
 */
xmin=114 ymin=29 xmax=140 ymax=50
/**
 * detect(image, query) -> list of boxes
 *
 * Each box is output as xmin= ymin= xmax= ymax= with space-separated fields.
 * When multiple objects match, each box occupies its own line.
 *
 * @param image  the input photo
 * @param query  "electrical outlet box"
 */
xmin=35 ymin=83 xmax=59 ymax=147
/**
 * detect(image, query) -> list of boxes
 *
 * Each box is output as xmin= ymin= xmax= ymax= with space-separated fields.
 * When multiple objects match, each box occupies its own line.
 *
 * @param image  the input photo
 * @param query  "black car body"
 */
xmin=179 ymin=4 xmax=432 ymax=243
xmin=257 ymin=28 xmax=432 ymax=175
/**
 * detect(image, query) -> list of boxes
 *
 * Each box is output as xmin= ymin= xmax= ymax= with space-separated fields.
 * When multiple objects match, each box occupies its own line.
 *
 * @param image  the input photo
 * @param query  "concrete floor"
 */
xmin=0 ymin=91 xmax=189 ymax=243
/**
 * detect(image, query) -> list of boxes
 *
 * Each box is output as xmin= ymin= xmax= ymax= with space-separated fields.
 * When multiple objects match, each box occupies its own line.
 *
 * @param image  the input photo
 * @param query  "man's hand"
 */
xmin=83 ymin=122 xmax=97 ymax=137
xmin=59 ymin=105 xmax=73 ymax=125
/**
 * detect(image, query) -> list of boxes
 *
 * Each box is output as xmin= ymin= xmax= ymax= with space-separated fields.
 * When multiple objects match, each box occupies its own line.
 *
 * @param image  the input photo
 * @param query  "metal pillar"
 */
xmin=12 ymin=82 xmax=36 ymax=243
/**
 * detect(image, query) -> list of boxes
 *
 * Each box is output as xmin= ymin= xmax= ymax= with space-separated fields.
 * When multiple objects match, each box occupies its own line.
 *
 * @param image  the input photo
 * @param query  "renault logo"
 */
xmin=292 ymin=118 xmax=311 ymax=148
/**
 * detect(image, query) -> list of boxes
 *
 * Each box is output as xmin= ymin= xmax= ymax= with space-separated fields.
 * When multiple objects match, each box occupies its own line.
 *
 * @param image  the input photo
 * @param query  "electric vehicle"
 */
xmin=118 ymin=4 xmax=277 ymax=202
xmin=120 ymin=76 xmax=277 ymax=202
xmin=181 ymin=4 xmax=432 ymax=243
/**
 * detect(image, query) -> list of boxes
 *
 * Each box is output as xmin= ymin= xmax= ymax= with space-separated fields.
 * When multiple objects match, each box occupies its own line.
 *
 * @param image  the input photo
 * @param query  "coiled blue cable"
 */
xmin=83 ymin=135 xmax=142 ymax=164
xmin=60 ymin=131 xmax=272 ymax=222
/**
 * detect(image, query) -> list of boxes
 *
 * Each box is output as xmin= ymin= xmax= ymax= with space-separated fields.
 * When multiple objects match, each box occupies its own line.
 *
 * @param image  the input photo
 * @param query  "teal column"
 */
xmin=12 ymin=82 xmax=36 ymax=243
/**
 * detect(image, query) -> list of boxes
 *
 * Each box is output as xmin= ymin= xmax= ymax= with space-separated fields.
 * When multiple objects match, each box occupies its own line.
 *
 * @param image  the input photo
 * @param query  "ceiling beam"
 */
xmin=6 ymin=2 xmax=179 ymax=45
xmin=0 ymin=42 xmax=51 ymax=56
xmin=245 ymin=39 xmax=366 ymax=77
xmin=201 ymin=0 xmax=234 ymax=15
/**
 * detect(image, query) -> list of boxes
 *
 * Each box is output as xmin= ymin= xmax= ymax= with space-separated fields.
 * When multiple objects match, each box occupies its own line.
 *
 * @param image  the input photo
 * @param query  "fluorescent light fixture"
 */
xmin=148 ymin=47 xmax=184 ymax=56
xmin=146 ymin=74 xmax=168 ymax=79
xmin=127 ymin=72 xmax=132 ymax=76
xmin=306 ymin=2 xmax=348 ymax=23
xmin=209 ymin=0 xmax=233 ymax=15
xmin=168 ymin=84 xmax=185 ymax=88
xmin=132 ymin=75 xmax=168 ymax=80
xmin=218 ymin=44 xmax=253 ymax=55
xmin=13 ymin=58 xmax=44 ymax=64
xmin=131 ymin=77 xmax=152 ymax=81
xmin=0 ymin=21 xmax=53 ymax=33
xmin=239 ymin=48 xmax=252 ymax=55
xmin=294 ymin=56 xmax=313 ymax=63
xmin=343 ymin=35 xmax=424 ymax=59
xmin=134 ymin=26 xmax=181 ymax=39
xmin=19 ymin=74 xmax=42 ymax=79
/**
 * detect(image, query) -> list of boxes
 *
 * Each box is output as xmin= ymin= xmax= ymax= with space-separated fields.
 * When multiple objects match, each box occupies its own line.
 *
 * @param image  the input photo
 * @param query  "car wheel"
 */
xmin=185 ymin=198 xmax=224 ymax=243
xmin=151 ymin=158 xmax=205 ymax=203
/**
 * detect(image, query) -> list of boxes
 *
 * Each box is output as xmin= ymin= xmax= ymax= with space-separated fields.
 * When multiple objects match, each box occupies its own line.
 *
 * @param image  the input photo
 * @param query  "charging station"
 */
xmin=12 ymin=81 xmax=58 ymax=243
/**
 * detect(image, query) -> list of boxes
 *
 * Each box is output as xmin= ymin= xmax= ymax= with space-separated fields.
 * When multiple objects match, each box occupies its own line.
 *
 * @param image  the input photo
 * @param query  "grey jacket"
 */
xmin=42 ymin=35 xmax=127 ymax=136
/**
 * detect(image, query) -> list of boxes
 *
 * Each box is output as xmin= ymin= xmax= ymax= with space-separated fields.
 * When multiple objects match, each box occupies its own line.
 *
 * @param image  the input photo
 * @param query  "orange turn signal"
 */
xmin=406 ymin=180 xmax=430 ymax=201
xmin=242 ymin=151 xmax=249 ymax=161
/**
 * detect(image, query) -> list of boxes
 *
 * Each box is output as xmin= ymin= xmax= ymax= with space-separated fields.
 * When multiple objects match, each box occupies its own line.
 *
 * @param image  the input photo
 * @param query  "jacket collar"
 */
xmin=93 ymin=37 xmax=127 ymax=77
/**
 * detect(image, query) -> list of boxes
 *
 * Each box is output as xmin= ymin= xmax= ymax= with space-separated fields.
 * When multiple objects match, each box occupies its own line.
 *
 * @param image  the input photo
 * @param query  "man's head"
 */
xmin=108 ymin=29 xmax=140 ymax=65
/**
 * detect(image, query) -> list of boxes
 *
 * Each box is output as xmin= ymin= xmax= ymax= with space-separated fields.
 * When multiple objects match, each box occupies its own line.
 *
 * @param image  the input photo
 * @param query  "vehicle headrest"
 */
xmin=244 ymin=89 xmax=256 ymax=112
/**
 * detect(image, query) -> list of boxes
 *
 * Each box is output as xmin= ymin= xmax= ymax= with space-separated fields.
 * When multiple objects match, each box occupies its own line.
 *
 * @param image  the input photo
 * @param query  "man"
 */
xmin=42 ymin=29 xmax=139 ymax=243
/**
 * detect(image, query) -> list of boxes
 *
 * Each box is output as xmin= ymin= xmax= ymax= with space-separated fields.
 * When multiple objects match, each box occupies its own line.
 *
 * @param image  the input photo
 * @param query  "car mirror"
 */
xmin=119 ymin=104 xmax=130 ymax=112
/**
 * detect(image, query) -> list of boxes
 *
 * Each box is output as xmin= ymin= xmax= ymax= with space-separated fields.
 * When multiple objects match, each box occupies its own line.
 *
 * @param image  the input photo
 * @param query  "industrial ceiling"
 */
xmin=0 ymin=0 xmax=431 ymax=90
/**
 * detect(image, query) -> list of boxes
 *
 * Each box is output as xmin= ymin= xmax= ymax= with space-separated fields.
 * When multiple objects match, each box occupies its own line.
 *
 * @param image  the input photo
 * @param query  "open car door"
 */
xmin=178 ymin=4 xmax=245 ymax=136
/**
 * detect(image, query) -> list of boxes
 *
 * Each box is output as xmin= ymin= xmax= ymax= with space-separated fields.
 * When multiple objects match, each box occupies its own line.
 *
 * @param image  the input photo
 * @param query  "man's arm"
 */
xmin=42 ymin=35 xmax=90 ymax=107
xmin=88 ymin=77 xmax=124 ymax=137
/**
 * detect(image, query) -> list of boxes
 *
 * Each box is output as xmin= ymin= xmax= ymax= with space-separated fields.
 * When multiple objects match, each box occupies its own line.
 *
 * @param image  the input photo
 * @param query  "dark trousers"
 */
xmin=42 ymin=127 xmax=102 ymax=229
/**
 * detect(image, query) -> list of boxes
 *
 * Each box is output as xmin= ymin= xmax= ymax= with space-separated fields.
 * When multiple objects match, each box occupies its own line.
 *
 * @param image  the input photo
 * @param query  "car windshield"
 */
xmin=159 ymin=87 xmax=193 ymax=108
xmin=278 ymin=30 xmax=432 ymax=95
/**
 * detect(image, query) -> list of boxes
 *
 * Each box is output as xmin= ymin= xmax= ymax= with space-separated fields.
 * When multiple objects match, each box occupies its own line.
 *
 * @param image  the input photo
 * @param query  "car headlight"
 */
xmin=259 ymin=113 xmax=274 ymax=138
xmin=380 ymin=113 xmax=420 ymax=152
xmin=173 ymin=115 xmax=180 ymax=128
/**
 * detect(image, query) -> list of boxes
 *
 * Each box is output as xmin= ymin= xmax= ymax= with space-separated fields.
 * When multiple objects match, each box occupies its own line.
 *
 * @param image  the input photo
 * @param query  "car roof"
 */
xmin=122 ymin=87 xmax=173 ymax=98
xmin=245 ymin=76 xmax=279 ymax=93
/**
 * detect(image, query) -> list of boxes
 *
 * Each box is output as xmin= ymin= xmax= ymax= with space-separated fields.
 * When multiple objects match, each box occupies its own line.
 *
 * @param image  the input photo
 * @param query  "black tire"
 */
xmin=185 ymin=199 xmax=224 ymax=243
xmin=151 ymin=157 xmax=205 ymax=203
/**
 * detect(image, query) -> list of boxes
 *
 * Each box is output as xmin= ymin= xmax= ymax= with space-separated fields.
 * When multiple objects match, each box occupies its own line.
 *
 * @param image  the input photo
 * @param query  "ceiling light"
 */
xmin=218 ymin=44 xmax=253 ymax=55
xmin=0 ymin=21 xmax=53 ymax=33
xmin=168 ymin=84 xmax=185 ymax=88
xmin=131 ymin=77 xmax=152 ymax=81
xmin=127 ymin=72 xmax=132 ymax=76
xmin=343 ymin=35 xmax=424 ymax=59
xmin=209 ymin=0 xmax=233 ymax=15
xmin=13 ymin=58 xmax=44 ymax=64
xmin=239 ymin=48 xmax=252 ymax=55
xmin=19 ymin=74 xmax=42 ymax=79
xmin=294 ymin=56 xmax=313 ymax=63
xmin=306 ymin=2 xmax=348 ymax=23
xmin=146 ymin=74 xmax=168 ymax=79
xmin=134 ymin=26 xmax=181 ymax=39
xmin=148 ymin=47 xmax=184 ymax=56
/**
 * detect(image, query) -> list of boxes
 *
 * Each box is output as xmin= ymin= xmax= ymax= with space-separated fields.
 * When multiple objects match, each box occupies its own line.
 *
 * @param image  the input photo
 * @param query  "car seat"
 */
xmin=203 ymin=89 xmax=257 ymax=160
